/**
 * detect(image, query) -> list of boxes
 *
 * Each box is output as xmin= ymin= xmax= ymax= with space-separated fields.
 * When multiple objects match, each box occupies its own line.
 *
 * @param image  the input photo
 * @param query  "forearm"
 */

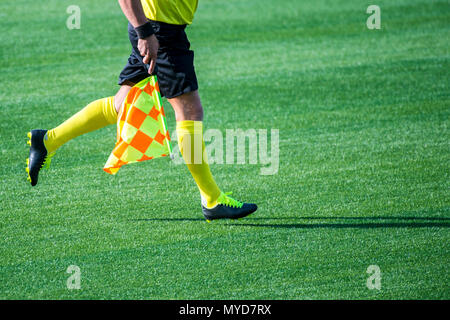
xmin=118 ymin=0 xmax=159 ymax=73
xmin=118 ymin=0 xmax=148 ymax=28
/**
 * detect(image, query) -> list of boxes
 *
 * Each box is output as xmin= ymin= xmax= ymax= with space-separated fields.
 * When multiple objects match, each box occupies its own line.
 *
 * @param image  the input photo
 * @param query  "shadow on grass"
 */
xmin=131 ymin=218 xmax=204 ymax=222
xmin=227 ymin=222 xmax=450 ymax=229
xmin=131 ymin=216 xmax=450 ymax=229
xmin=246 ymin=216 xmax=450 ymax=221
xmin=237 ymin=215 xmax=450 ymax=228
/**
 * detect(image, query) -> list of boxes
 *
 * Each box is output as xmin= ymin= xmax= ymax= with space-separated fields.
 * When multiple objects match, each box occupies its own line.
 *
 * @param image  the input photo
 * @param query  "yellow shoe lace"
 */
xmin=42 ymin=152 xmax=55 ymax=169
xmin=216 ymin=192 xmax=243 ymax=208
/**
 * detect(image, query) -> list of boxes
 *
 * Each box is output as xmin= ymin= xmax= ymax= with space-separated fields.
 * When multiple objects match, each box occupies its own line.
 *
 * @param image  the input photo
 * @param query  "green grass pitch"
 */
xmin=0 ymin=0 xmax=449 ymax=299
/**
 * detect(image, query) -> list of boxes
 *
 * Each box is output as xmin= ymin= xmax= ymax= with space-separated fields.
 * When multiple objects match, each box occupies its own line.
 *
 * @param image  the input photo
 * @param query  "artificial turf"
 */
xmin=0 ymin=0 xmax=449 ymax=299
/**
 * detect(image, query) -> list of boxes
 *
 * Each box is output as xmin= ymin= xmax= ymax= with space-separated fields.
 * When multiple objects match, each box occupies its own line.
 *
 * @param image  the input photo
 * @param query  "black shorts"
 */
xmin=118 ymin=21 xmax=198 ymax=98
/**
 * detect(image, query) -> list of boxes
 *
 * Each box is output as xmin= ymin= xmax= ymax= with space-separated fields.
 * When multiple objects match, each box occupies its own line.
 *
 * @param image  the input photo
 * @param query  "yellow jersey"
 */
xmin=141 ymin=0 xmax=198 ymax=25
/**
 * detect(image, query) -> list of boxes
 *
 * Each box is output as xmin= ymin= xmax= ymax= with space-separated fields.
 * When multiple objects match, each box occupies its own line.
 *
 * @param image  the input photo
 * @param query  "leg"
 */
xmin=171 ymin=90 xmax=257 ymax=218
xmin=167 ymin=90 xmax=203 ymax=121
xmin=44 ymin=84 xmax=134 ymax=154
xmin=26 ymin=84 xmax=132 ymax=186
xmin=114 ymin=81 xmax=134 ymax=114
xmin=170 ymin=90 xmax=220 ymax=207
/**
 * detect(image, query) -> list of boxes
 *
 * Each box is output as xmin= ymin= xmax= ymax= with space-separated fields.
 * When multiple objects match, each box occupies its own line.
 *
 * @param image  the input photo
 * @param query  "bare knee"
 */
xmin=168 ymin=90 xmax=204 ymax=121
xmin=114 ymin=81 xmax=134 ymax=113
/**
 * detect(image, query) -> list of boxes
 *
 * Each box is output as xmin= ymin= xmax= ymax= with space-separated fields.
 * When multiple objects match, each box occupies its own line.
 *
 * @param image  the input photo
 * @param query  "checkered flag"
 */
xmin=103 ymin=76 xmax=172 ymax=174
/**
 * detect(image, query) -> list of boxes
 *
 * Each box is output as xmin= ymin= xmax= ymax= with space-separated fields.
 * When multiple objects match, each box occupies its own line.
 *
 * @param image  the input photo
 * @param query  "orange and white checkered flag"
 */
xmin=103 ymin=76 xmax=172 ymax=175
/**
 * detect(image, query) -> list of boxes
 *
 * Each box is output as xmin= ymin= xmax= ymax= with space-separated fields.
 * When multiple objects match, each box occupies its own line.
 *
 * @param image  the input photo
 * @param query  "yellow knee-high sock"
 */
xmin=177 ymin=120 xmax=221 ymax=208
xmin=44 ymin=97 xmax=117 ymax=153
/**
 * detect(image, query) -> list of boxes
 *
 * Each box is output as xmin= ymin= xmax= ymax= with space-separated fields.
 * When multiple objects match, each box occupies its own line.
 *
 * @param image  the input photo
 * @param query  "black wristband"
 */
xmin=135 ymin=21 xmax=155 ymax=39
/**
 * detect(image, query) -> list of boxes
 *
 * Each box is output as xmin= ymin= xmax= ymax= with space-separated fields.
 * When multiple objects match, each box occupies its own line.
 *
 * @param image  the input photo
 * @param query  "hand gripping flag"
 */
xmin=103 ymin=76 xmax=172 ymax=174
